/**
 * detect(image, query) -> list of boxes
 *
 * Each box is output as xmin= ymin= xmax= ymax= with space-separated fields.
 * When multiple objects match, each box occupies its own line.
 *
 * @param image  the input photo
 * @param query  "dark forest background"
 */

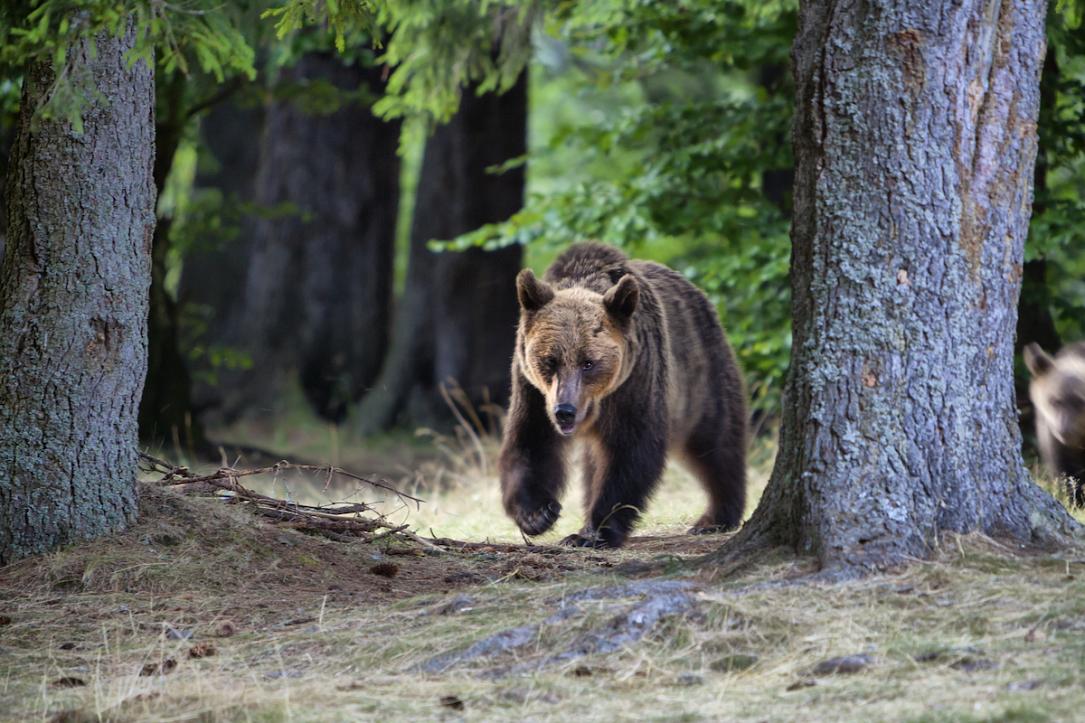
xmin=1 ymin=0 xmax=1082 ymax=460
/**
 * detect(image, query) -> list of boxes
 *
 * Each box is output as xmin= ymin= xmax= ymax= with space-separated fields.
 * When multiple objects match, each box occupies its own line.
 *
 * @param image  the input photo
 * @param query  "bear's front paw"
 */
xmin=515 ymin=500 xmax=562 ymax=536
xmin=559 ymin=527 xmax=624 ymax=549
xmin=688 ymin=513 xmax=739 ymax=536
xmin=559 ymin=533 xmax=601 ymax=548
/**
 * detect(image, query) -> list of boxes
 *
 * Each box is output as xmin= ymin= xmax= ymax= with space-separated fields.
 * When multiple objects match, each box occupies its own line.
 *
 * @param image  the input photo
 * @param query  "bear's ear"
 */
xmin=603 ymin=274 xmax=639 ymax=322
xmin=517 ymin=269 xmax=555 ymax=312
xmin=1024 ymin=343 xmax=1054 ymax=377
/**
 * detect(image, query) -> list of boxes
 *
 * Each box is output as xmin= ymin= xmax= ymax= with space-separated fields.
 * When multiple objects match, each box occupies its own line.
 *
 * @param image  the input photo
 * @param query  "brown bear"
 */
xmin=498 ymin=242 xmax=748 ymax=548
xmin=1024 ymin=341 xmax=1085 ymax=507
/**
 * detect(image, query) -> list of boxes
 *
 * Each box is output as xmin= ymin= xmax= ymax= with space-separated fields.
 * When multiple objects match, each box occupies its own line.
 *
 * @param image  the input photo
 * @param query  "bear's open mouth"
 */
xmin=557 ymin=419 xmax=576 ymax=436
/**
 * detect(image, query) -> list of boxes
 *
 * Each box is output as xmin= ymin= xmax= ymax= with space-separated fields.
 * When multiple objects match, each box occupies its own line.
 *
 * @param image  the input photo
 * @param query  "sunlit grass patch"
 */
xmin=396 ymin=421 xmax=776 ymax=543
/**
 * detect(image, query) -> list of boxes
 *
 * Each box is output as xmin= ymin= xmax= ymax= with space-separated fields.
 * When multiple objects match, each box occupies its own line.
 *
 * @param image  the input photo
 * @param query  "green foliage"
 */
xmin=0 ymin=1 xmax=258 ymax=131
xmin=1030 ymin=3 xmax=1085 ymax=345
xmin=373 ymin=1 xmax=538 ymax=123
xmin=262 ymin=0 xmax=538 ymax=124
xmin=262 ymin=0 xmax=378 ymax=54
xmin=447 ymin=0 xmax=797 ymax=414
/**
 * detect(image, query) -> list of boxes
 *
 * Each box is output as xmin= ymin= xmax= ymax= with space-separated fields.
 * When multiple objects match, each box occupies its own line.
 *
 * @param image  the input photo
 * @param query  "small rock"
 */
xmin=0 ymin=615 xmax=11 ymax=626
xmin=265 ymin=669 xmax=302 ymax=680
xmin=950 ymin=656 xmax=997 ymax=672
xmin=571 ymin=664 xmax=592 ymax=677
xmin=675 ymin=673 xmax=704 ymax=687
xmin=49 ymin=676 xmax=86 ymax=688
xmin=214 ymin=621 xmax=237 ymax=637
xmin=812 ymin=654 xmax=873 ymax=675
xmin=787 ymin=678 xmax=817 ymax=691
xmin=369 ymin=562 xmax=399 ymax=578
xmin=439 ymin=695 xmax=465 ymax=711
xmin=163 ymin=625 xmax=193 ymax=641
xmin=432 ymin=594 xmax=474 ymax=615
xmin=1024 ymin=626 xmax=1046 ymax=643
xmin=58 ymin=642 xmax=78 ymax=651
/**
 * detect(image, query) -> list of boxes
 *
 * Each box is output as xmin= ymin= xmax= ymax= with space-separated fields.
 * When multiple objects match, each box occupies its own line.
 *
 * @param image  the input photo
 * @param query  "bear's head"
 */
xmin=515 ymin=268 xmax=638 ymax=436
xmin=1025 ymin=342 xmax=1085 ymax=449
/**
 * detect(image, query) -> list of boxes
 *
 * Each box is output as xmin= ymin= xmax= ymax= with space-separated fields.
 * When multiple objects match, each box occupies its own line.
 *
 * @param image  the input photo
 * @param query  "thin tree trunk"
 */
xmin=140 ymin=72 xmax=202 ymax=449
xmin=356 ymin=73 xmax=527 ymax=434
xmin=0 ymin=28 xmax=154 ymax=564
xmin=222 ymin=53 xmax=400 ymax=423
xmin=726 ymin=0 xmax=1078 ymax=574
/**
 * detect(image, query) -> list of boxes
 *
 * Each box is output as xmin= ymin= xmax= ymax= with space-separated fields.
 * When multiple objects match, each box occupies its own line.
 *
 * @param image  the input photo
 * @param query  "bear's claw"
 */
xmin=516 ymin=500 xmax=561 ymax=536
xmin=559 ymin=529 xmax=623 ymax=548
xmin=559 ymin=533 xmax=602 ymax=548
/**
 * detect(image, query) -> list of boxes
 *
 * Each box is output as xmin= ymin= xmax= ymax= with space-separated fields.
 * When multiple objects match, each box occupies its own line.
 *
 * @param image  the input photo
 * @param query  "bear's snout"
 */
xmin=554 ymin=403 xmax=577 ymax=434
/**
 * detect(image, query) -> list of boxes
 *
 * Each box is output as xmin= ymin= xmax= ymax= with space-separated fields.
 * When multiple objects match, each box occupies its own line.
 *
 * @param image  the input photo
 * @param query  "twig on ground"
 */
xmin=138 ymin=452 xmax=422 ymax=545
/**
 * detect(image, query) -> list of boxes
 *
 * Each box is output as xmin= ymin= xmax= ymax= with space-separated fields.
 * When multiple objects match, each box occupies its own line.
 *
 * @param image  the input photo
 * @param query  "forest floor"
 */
xmin=2 ymin=428 xmax=1085 ymax=722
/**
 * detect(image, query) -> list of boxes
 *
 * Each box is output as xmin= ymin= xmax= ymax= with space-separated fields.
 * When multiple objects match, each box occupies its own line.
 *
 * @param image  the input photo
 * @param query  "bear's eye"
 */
xmin=581 ymin=360 xmax=595 ymax=371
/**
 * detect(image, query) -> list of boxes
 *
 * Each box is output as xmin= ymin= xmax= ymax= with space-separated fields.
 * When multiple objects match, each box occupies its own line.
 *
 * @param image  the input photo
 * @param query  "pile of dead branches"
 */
xmin=138 ymin=452 xmax=433 ymax=546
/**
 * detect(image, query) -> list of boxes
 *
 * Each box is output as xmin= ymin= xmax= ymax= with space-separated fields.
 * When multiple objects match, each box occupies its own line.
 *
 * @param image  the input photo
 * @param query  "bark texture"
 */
xmin=731 ymin=0 xmax=1078 ymax=573
xmin=0 ymin=29 xmax=154 ymax=564
xmin=221 ymin=53 xmax=400 ymax=423
xmin=356 ymin=74 xmax=527 ymax=434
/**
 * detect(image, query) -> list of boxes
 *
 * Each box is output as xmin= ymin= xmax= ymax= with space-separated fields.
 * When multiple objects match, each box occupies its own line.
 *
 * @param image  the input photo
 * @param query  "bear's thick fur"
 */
xmin=1025 ymin=341 xmax=1085 ymax=507
xmin=498 ymin=243 xmax=748 ymax=547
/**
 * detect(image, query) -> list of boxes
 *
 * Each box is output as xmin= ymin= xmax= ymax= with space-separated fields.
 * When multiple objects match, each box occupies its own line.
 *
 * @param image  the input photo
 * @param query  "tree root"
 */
xmin=414 ymin=580 xmax=700 ymax=676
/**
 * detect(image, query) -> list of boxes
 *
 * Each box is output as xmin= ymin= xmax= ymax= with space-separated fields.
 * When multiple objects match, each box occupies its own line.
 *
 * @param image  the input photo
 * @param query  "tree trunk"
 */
xmin=728 ymin=0 xmax=1078 ymax=574
xmin=356 ymin=73 xmax=527 ymax=434
xmin=222 ymin=53 xmax=400 ymax=423
xmin=176 ymin=95 xmax=265 ymax=426
xmin=0 ymin=28 xmax=154 ymax=564
xmin=139 ymin=72 xmax=202 ymax=449
xmin=0 ymin=119 xmax=11 ymax=259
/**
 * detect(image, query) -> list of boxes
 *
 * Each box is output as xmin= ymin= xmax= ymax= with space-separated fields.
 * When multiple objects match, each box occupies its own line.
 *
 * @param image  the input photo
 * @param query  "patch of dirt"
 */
xmin=0 ymin=484 xmax=729 ymax=620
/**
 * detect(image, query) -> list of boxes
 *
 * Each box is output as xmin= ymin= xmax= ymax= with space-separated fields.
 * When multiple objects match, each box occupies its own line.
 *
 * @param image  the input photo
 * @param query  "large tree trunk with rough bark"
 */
xmin=0 ymin=29 xmax=154 ymax=564
xmin=220 ymin=53 xmax=400 ymax=423
xmin=356 ymin=74 xmax=526 ymax=434
xmin=0 ymin=121 xmax=10 ymax=258
xmin=728 ymin=0 xmax=1078 ymax=575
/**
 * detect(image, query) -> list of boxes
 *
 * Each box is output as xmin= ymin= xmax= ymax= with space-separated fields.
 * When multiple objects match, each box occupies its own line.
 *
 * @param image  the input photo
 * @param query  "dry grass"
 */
xmin=4 ymin=528 xmax=1085 ymax=722
xmin=5 ymin=419 xmax=1085 ymax=722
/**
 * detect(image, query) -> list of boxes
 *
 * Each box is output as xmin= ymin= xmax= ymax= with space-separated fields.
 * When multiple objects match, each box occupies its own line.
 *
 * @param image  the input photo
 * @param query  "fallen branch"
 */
xmin=138 ymin=451 xmax=422 ymax=545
